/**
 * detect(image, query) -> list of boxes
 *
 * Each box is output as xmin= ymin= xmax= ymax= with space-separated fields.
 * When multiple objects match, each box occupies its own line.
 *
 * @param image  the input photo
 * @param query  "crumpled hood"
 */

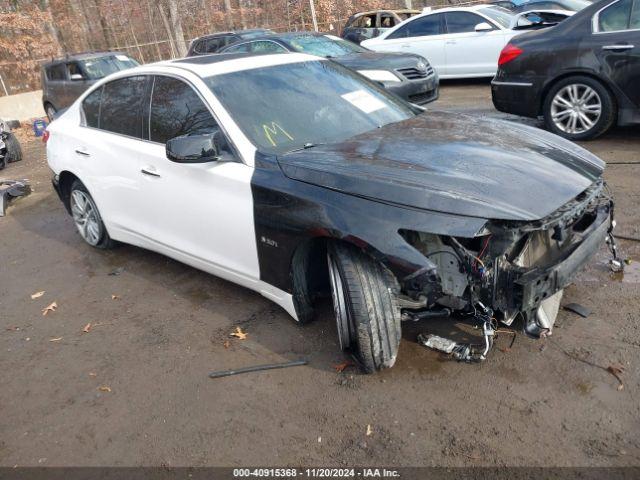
xmin=277 ymin=111 xmax=605 ymax=221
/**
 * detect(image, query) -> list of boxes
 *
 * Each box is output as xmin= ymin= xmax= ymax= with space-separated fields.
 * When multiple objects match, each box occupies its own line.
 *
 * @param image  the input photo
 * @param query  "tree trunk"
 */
xmin=166 ymin=0 xmax=187 ymax=57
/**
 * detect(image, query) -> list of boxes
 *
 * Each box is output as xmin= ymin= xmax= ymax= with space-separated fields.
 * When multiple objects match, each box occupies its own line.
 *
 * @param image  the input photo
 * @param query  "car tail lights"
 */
xmin=498 ymin=44 xmax=523 ymax=66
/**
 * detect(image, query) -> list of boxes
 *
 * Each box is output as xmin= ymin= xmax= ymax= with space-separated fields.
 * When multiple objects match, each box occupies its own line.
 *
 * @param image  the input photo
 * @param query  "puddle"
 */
xmin=611 ymin=260 xmax=640 ymax=283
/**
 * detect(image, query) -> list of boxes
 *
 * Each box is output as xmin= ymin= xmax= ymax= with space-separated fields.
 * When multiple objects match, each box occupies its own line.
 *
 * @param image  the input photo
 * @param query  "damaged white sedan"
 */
xmin=45 ymin=53 xmax=620 ymax=372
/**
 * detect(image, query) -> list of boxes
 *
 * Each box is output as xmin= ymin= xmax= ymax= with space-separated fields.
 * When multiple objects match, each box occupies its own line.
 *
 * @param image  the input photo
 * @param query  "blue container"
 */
xmin=33 ymin=119 xmax=47 ymax=137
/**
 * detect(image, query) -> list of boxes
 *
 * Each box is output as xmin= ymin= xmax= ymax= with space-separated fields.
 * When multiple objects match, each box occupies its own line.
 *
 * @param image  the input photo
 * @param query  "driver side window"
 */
xmin=388 ymin=14 xmax=444 ymax=39
xmin=445 ymin=12 xmax=493 ymax=33
xmin=149 ymin=76 xmax=218 ymax=144
xmin=598 ymin=0 xmax=633 ymax=31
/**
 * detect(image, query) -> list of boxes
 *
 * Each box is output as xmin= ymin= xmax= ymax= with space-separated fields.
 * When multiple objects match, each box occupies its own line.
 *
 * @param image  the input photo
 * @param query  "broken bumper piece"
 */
xmin=0 ymin=179 xmax=31 ymax=216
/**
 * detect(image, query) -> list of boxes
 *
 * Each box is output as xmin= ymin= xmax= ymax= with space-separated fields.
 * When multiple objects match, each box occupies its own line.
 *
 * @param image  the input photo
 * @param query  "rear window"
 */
xmin=599 ymin=0 xmax=633 ymax=31
xmin=99 ymin=76 xmax=147 ymax=138
xmin=46 ymin=64 xmax=66 ymax=81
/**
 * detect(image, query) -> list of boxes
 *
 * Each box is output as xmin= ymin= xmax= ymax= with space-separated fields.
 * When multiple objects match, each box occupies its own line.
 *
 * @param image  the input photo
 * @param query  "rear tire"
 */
xmin=5 ymin=133 xmax=22 ymax=163
xmin=327 ymin=242 xmax=401 ymax=373
xmin=70 ymin=180 xmax=116 ymax=249
xmin=543 ymin=76 xmax=615 ymax=141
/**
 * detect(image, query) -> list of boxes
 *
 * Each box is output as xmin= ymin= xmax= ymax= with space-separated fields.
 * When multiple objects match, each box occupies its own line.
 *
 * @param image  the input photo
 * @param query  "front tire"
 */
xmin=327 ymin=242 xmax=401 ymax=373
xmin=543 ymin=76 xmax=615 ymax=141
xmin=70 ymin=180 xmax=115 ymax=249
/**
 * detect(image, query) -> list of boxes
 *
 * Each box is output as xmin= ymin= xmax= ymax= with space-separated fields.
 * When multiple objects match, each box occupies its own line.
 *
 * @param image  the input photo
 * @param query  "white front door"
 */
xmin=366 ymin=13 xmax=448 ymax=76
xmin=133 ymin=75 xmax=260 ymax=283
xmin=442 ymin=12 xmax=509 ymax=77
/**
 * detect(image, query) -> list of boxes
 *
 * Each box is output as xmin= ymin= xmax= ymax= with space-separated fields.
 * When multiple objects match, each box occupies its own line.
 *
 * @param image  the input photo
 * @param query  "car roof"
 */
xmin=194 ymin=29 xmax=273 ymax=41
xmin=151 ymin=52 xmax=322 ymax=78
xmin=354 ymin=9 xmax=420 ymax=15
xmin=43 ymin=51 xmax=127 ymax=67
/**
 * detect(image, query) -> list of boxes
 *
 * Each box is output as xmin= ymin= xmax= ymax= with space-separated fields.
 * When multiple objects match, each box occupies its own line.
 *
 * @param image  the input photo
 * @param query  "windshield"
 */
xmin=205 ymin=60 xmax=414 ymax=155
xmin=558 ymin=0 xmax=590 ymax=10
xmin=80 ymin=55 xmax=139 ymax=80
xmin=286 ymin=34 xmax=368 ymax=57
xmin=479 ymin=6 xmax=513 ymax=28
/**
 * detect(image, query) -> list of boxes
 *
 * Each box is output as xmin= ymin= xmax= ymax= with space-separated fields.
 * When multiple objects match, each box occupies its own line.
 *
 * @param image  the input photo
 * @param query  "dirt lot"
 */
xmin=1 ymin=80 xmax=639 ymax=468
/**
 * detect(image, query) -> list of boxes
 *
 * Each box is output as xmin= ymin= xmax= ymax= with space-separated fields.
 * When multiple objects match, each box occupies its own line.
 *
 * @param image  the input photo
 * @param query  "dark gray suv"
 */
xmin=41 ymin=52 xmax=138 ymax=121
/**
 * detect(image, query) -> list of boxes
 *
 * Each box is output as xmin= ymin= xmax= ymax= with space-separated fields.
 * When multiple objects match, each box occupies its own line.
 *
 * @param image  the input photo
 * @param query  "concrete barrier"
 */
xmin=0 ymin=90 xmax=45 ymax=122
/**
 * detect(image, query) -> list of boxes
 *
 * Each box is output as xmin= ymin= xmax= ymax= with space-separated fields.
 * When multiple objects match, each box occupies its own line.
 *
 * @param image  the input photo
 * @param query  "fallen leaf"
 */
xmin=229 ymin=326 xmax=247 ymax=340
xmin=607 ymin=364 xmax=625 ymax=390
xmin=223 ymin=340 xmax=231 ymax=349
xmin=82 ymin=323 xmax=92 ymax=333
xmin=89 ymin=372 xmax=97 ymax=377
xmin=5 ymin=326 xmax=20 ymax=331
xmin=333 ymin=361 xmax=353 ymax=373
xmin=111 ymin=295 xmax=120 ymax=300
xmin=97 ymin=386 xmax=111 ymax=392
xmin=42 ymin=301 xmax=57 ymax=316
xmin=366 ymin=424 xmax=373 ymax=436
xmin=31 ymin=291 xmax=45 ymax=299
xmin=49 ymin=337 xmax=63 ymax=342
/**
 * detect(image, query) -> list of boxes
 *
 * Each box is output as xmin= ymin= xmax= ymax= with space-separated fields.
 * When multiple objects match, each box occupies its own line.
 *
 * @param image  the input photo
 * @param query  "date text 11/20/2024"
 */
xmin=233 ymin=468 xmax=400 ymax=477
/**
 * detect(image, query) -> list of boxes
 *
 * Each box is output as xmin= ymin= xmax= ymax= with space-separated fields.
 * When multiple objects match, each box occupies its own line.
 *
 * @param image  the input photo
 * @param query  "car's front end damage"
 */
xmin=398 ymin=179 xmax=617 ymax=347
xmin=270 ymin=111 xmax=620 ymax=364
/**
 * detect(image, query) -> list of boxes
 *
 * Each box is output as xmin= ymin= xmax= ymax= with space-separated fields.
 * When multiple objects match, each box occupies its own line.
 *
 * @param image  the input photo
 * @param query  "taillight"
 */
xmin=42 ymin=130 xmax=50 ymax=144
xmin=498 ymin=43 xmax=523 ymax=66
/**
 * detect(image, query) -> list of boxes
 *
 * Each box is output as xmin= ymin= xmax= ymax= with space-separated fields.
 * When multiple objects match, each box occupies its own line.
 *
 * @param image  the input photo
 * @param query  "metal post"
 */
xmin=308 ymin=0 xmax=318 ymax=32
xmin=0 ymin=73 xmax=8 ymax=96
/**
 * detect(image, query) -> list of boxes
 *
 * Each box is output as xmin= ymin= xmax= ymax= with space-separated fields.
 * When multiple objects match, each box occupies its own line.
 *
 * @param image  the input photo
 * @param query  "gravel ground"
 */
xmin=0 ymin=80 xmax=639 ymax=468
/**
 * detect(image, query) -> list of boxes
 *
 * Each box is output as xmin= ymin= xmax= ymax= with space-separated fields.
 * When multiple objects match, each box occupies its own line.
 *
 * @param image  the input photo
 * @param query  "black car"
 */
xmin=492 ymin=0 xmax=640 ymax=140
xmin=219 ymin=32 xmax=439 ymax=106
xmin=490 ymin=0 xmax=591 ymax=11
xmin=41 ymin=52 xmax=139 ymax=121
xmin=187 ymin=29 xmax=274 ymax=56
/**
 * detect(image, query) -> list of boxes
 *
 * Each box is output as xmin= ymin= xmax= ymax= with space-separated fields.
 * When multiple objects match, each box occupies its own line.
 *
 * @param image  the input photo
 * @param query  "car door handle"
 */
xmin=140 ymin=166 xmax=160 ymax=177
xmin=445 ymin=40 xmax=457 ymax=45
xmin=400 ymin=44 xmax=411 ymax=48
xmin=602 ymin=44 xmax=634 ymax=51
xmin=75 ymin=149 xmax=90 ymax=157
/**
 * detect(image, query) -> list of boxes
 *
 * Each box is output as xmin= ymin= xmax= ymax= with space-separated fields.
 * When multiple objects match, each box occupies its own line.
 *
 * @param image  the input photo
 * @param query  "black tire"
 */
xmin=292 ymin=244 xmax=316 ymax=324
xmin=5 ymin=133 xmax=22 ymax=163
xmin=45 ymin=103 xmax=56 ymax=123
xmin=327 ymin=242 xmax=401 ymax=373
xmin=543 ymin=75 xmax=616 ymax=141
xmin=69 ymin=180 xmax=116 ymax=249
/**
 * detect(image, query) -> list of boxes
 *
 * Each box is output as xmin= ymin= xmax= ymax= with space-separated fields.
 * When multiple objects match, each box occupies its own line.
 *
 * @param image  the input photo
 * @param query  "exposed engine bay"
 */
xmin=397 ymin=180 xmax=620 ymax=361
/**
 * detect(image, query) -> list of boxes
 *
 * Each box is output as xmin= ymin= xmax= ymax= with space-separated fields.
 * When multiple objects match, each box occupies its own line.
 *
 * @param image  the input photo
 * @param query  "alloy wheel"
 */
xmin=70 ymin=190 xmax=102 ymax=246
xmin=550 ymin=84 xmax=602 ymax=135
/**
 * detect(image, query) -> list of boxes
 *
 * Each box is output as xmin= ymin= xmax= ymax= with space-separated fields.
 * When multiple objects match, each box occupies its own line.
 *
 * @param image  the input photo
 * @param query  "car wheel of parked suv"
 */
xmin=70 ymin=180 xmax=115 ymax=249
xmin=45 ymin=104 xmax=56 ymax=123
xmin=543 ymin=76 xmax=616 ymax=141
xmin=327 ymin=242 xmax=401 ymax=373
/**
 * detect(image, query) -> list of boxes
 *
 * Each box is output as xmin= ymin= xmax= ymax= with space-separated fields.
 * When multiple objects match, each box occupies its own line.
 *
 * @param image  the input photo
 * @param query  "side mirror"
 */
xmin=474 ymin=22 xmax=493 ymax=32
xmin=166 ymin=131 xmax=225 ymax=163
xmin=70 ymin=73 xmax=84 ymax=81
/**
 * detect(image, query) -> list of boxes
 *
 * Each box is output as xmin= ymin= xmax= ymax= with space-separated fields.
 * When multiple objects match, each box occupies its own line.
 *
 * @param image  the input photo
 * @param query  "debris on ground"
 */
xmin=30 ymin=291 xmax=45 ymax=299
xmin=89 ymin=372 xmax=97 ymax=377
xmin=42 ymin=301 xmax=57 ymax=315
xmin=366 ymin=424 xmax=373 ymax=436
xmin=111 ymin=294 xmax=120 ymax=300
xmin=607 ymin=364 xmax=625 ymax=391
xmin=97 ymin=386 xmax=111 ymax=392
xmin=208 ymin=359 xmax=308 ymax=379
xmin=333 ymin=361 xmax=353 ymax=373
xmin=0 ymin=179 xmax=31 ymax=216
xmin=229 ymin=326 xmax=248 ymax=340
xmin=108 ymin=267 xmax=125 ymax=276
xmin=223 ymin=340 xmax=231 ymax=349
xmin=563 ymin=303 xmax=591 ymax=318
xmin=49 ymin=337 xmax=62 ymax=342
xmin=82 ymin=323 xmax=92 ymax=333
